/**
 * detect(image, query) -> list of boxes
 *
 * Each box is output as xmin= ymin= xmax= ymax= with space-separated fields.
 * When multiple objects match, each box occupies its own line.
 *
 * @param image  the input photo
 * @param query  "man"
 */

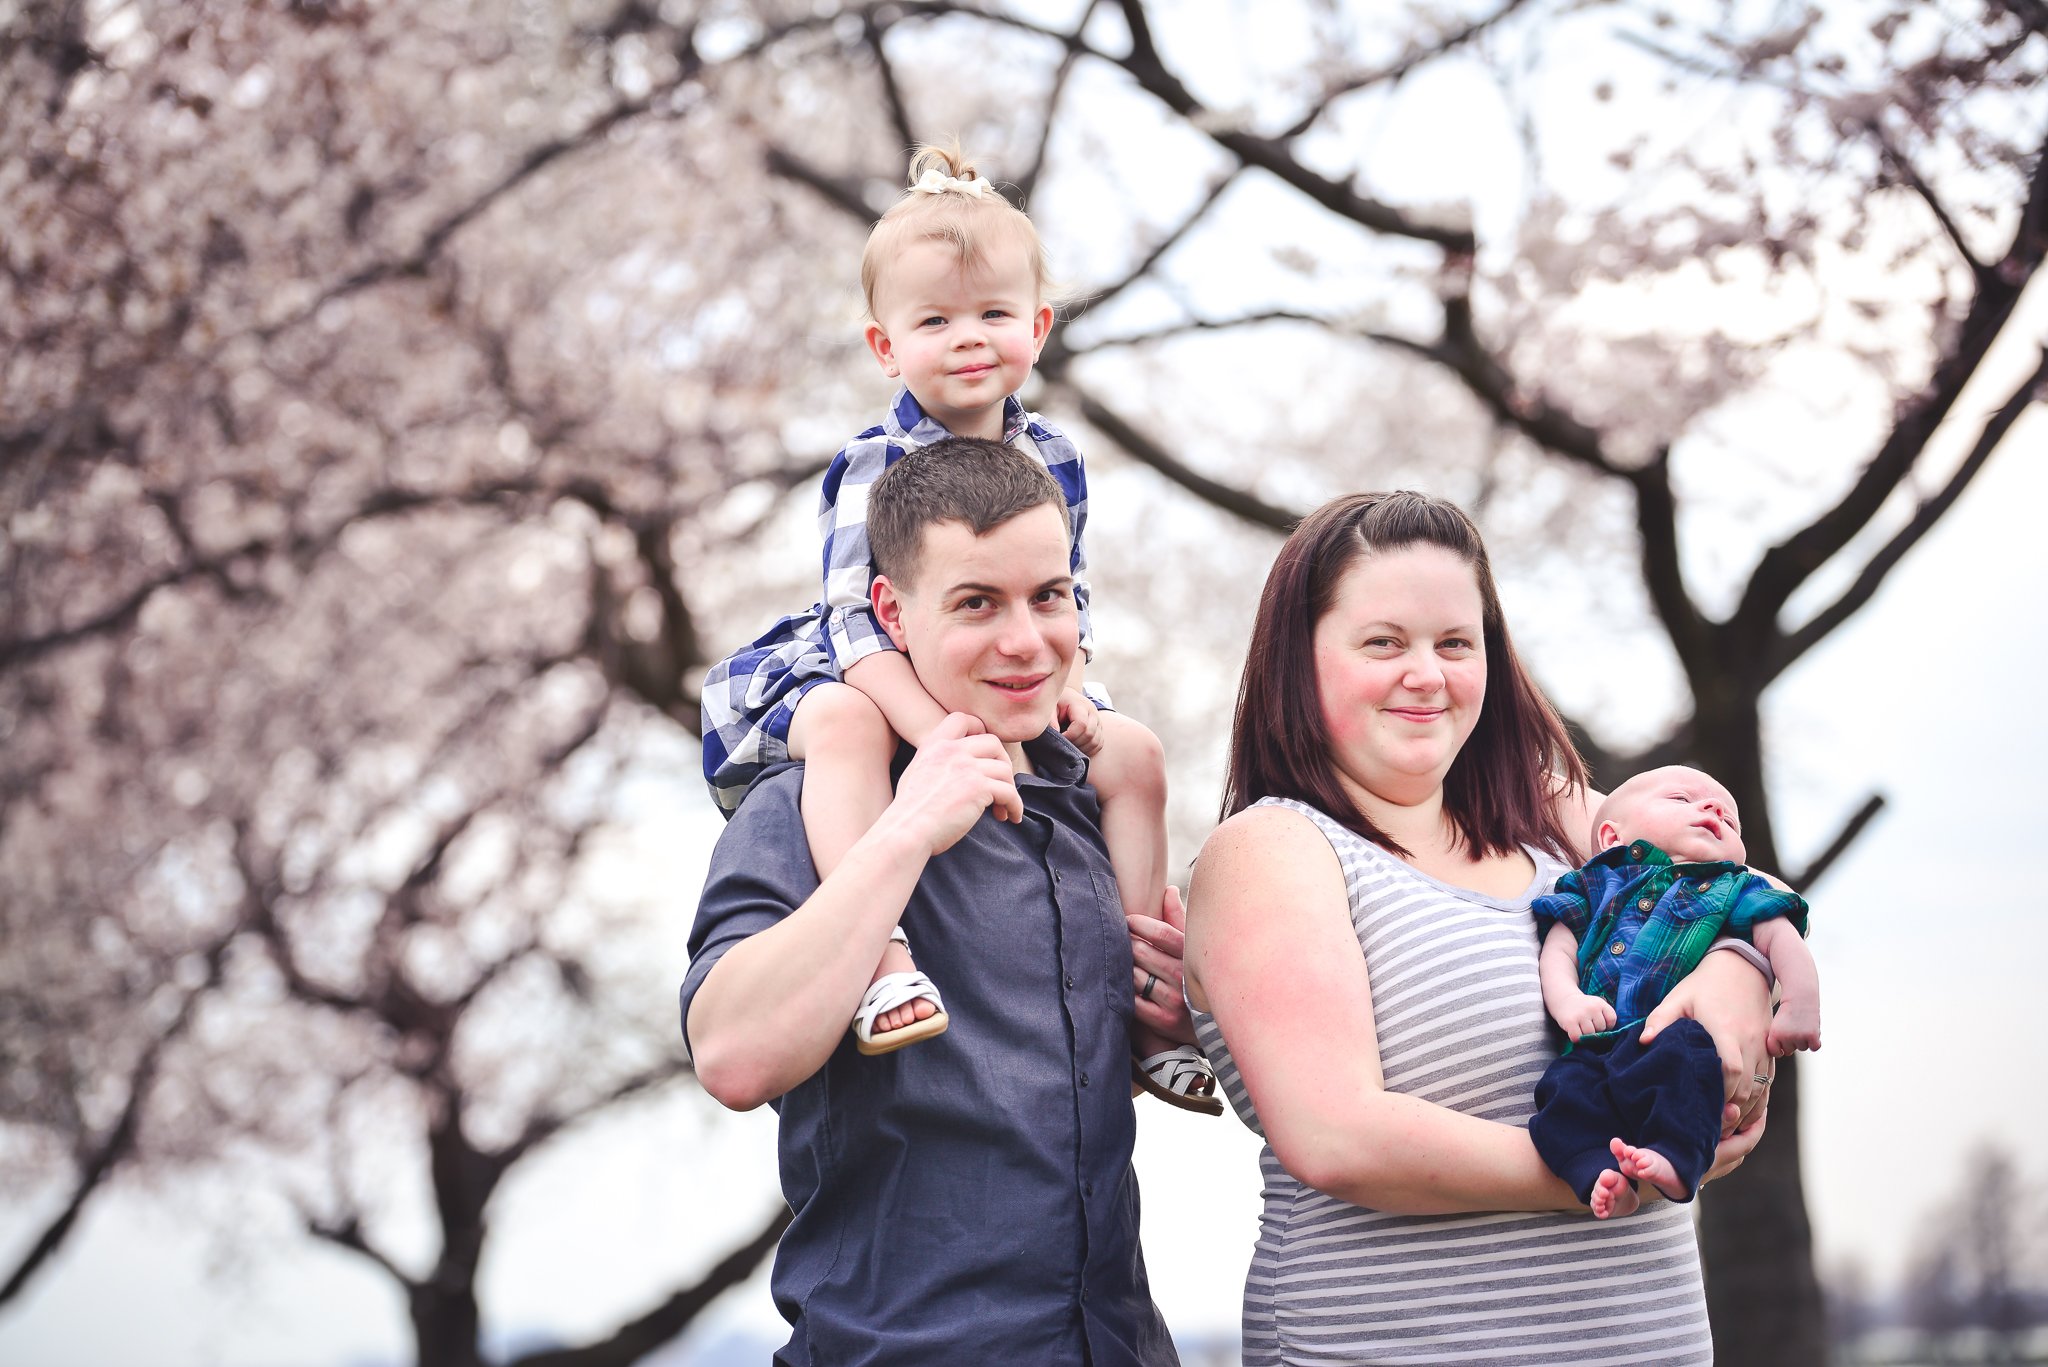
xmin=682 ymin=438 xmax=1185 ymax=1366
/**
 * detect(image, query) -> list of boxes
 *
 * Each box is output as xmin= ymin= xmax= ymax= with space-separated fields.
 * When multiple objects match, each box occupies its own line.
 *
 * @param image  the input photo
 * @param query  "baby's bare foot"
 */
xmin=1612 ymin=1137 xmax=1689 ymax=1202
xmin=869 ymin=938 xmax=934 ymax=1034
xmin=1590 ymin=1168 xmax=1640 ymax=1220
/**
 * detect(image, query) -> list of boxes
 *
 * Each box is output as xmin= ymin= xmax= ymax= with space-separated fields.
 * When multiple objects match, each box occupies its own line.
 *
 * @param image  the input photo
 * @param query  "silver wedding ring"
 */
xmin=1752 ymin=1074 xmax=1772 ymax=1087
xmin=1141 ymin=972 xmax=1159 ymax=1003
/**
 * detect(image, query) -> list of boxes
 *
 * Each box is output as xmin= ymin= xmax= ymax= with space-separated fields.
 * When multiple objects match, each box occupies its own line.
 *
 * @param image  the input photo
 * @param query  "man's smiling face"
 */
xmin=873 ymin=502 xmax=1078 ymax=748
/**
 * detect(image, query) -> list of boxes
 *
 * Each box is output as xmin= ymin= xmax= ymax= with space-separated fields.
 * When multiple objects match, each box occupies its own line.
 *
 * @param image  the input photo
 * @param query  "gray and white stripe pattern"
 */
xmin=1192 ymin=798 xmax=1712 ymax=1366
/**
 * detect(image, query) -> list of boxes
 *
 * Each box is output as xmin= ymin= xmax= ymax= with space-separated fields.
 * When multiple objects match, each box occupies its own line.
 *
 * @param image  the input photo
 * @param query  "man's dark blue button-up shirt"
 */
xmin=680 ymin=731 xmax=1178 ymax=1367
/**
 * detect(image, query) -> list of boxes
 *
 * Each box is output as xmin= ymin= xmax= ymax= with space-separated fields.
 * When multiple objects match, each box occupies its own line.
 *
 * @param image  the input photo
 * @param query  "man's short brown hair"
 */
xmin=867 ymin=438 xmax=1071 ymax=589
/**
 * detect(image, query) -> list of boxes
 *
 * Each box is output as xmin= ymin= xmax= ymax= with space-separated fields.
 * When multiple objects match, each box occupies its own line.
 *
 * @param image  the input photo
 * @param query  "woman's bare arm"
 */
xmin=1187 ymin=807 xmax=1581 ymax=1215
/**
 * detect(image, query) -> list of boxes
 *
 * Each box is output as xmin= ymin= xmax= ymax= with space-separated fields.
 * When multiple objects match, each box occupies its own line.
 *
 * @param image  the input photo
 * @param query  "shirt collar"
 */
xmin=1019 ymin=728 xmax=1088 ymax=788
xmin=887 ymin=728 xmax=1087 ymax=793
xmin=887 ymin=387 xmax=1030 ymax=445
xmin=1593 ymin=840 xmax=1739 ymax=876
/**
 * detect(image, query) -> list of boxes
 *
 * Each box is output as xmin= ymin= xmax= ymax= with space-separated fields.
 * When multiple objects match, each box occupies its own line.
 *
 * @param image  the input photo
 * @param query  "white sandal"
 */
xmin=1132 ymin=1045 xmax=1223 ymax=1116
xmin=853 ymin=928 xmax=949 ymax=1056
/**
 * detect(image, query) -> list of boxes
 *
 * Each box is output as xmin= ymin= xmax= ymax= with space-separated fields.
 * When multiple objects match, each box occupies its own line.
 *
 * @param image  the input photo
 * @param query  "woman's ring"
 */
xmin=1141 ymin=972 xmax=1159 ymax=1003
xmin=1753 ymin=1074 xmax=1771 ymax=1087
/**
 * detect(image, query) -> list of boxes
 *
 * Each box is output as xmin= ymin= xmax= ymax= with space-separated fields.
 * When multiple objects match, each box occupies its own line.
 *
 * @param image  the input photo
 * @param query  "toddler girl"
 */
xmin=699 ymin=145 xmax=1217 ymax=1113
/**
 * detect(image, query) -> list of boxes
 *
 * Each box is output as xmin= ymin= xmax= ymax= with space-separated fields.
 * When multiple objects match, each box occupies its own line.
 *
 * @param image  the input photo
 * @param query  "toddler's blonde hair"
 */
xmin=860 ymin=143 xmax=1052 ymax=317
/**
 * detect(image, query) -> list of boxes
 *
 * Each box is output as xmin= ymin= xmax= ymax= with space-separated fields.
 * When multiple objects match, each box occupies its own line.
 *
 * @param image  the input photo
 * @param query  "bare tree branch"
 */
xmin=1735 ymin=126 xmax=2048 ymax=639
xmin=1420 ymin=294 xmax=1623 ymax=477
xmin=1039 ymin=371 xmax=1301 ymax=531
xmin=1059 ymin=168 xmax=1241 ymax=328
xmin=304 ymin=1212 xmax=416 ymax=1289
xmin=1785 ymin=792 xmax=1887 ymax=893
xmin=1773 ymin=345 xmax=2048 ymax=676
xmin=763 ymin=141 xmax=879 ymax=223
xmin=0 ymin=936 xmax=230 ymax=1307
xmin=1016 ymin=0 xmax=1102 ymax=203
xmin=1277 ymin=0 xmax=1537 ymax=140
xmin=498 ymin=1059 xmax=691 ymax=1169
xmin=1102 ymin=0 xmax=1476 ymax=252
xmin=506 ymin=1205 xmax=792 ymax=1367
xmin=0 ymin=472 xmax=662 ymax=673
xmin=863 ymin=12 xmax=916 ymax=154
xmin=1063 ymin=308 xmax=1334 ymax=355
xmin=1867 ymin=119 xmax=1988 ymax=277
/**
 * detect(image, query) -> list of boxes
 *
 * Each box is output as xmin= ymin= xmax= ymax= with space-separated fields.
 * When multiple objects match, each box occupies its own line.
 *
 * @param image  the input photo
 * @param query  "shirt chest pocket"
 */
xmin=1086 ymin=870 xmax=1136 ymax=1020
xmin=1659 ymin=878 xmax=1727 ymax=922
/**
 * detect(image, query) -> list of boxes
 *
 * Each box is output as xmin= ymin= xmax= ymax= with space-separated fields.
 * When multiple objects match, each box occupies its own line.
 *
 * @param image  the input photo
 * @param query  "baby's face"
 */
xmin=864 ymin=233 xmax=1050 ymax=439
xmin=1603 ymin=767 xmax=1746 ymax=864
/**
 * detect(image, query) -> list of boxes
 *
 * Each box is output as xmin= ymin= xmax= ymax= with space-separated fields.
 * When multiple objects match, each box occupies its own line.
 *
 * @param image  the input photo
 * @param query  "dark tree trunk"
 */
xmin=1687 ymin=681 xmax=1825 ymax=1365
xmin=411 ymin=1278 xmax=487 ymax=1367
xmin=1701 ymin=1055 xmax=1827 ymax=1366
xmin=410 ymin=1094 xmax=497 ymax=1367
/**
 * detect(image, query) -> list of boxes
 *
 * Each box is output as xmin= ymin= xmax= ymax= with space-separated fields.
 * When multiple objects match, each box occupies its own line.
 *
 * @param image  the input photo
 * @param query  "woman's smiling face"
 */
xmin=1312 ymin=543 xmax=1488 ymax=809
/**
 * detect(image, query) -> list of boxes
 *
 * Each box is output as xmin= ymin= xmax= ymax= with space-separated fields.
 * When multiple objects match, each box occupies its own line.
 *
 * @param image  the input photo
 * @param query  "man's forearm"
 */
xmin=689 ymin=816 xmax=934 ymax=1109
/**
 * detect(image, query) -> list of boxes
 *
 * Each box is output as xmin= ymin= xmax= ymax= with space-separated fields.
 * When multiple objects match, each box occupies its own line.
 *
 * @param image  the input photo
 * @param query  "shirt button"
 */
xmin=1637 ymin=897 xmax=1654 ymax=911
xmin=1084 ymin=1182 xmax=1094 ymax=1198
xmin=1610 ymin=939 xmax=1627 ymax=956
xmin=1065 ymin=974 xmax=1076 ymax=990
xmin=1629 ymin=843 xmax=1646 ymax=859
xmin=1697 ymin=879 xmax=1712 ymax=891
xmin=1080 ymin=1073 xmax=1090 ymax=1087
xmin=1054 ymin=871 xmax=1063 ymax=883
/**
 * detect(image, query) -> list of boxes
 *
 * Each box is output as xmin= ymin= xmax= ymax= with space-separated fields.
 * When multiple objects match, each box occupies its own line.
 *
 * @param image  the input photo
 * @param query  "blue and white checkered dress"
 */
xmin=698 ymin=389 xmax=1095 ymax=814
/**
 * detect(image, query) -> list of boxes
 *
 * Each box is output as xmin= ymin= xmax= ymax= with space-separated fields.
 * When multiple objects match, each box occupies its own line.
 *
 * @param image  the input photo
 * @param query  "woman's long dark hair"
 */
xmin=1221 ymin=491 xmax=1585 ymax=861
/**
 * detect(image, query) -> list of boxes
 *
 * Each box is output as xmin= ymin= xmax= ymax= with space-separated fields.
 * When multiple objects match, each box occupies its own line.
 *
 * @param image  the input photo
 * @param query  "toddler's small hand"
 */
xmin=1058 ymin=687 xmax=1104 ymax=756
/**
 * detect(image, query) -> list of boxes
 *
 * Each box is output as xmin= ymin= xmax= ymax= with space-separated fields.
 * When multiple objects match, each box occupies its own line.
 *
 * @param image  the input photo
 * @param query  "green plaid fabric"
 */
xmin=1533 ymin=840 xmax=1809 ymax=1038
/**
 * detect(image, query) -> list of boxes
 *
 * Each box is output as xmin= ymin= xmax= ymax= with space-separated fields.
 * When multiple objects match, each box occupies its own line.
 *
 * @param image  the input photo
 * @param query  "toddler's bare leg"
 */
xmin=787 ymin=683 xmax=929 ymax=1036
xmin=1089 ymin=714 xmax=1177 ymax=1057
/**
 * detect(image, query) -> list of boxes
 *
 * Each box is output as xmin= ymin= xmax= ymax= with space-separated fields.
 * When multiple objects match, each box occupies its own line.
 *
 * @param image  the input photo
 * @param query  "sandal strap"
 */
xmin=1137 ymin=1045 xmax=1215 ymax=1097
xmin=853 ymin=970 xmax=945 ymax=1044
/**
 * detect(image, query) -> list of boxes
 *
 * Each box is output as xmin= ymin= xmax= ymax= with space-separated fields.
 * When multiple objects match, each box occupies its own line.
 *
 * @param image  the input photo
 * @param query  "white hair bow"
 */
xmin=911 ymin=168 xmax=994 ymax=199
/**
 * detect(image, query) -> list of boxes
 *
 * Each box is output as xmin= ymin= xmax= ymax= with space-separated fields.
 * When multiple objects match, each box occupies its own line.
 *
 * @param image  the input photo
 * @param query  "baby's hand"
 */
xmin=1058 ymin=688 xmax=1103 ymax=756
xmin=1766 ymin=1000 xmax=1821 ymax=1056
xmin=1555 ymin=992 xmax=1617 ymax=1041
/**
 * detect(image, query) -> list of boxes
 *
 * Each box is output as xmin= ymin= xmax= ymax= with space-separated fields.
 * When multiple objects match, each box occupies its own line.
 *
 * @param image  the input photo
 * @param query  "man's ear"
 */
xmin=872 ymin=574 xmax=911 ymax=651
xmin=1030 ymin=302 xmax=1054 ymax=357
xmin=864 ymin=321 xmax=901 ymax=378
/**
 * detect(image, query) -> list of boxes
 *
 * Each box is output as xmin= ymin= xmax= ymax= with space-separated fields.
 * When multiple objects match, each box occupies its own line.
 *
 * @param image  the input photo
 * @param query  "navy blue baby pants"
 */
xmin=1527 ymin=1016 xmax=1724 ymax=1205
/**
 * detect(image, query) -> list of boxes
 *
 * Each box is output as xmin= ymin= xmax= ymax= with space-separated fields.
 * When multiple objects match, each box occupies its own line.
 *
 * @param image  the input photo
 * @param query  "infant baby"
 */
xmin=1529 ymin=765 xmax=1821 ymax=1219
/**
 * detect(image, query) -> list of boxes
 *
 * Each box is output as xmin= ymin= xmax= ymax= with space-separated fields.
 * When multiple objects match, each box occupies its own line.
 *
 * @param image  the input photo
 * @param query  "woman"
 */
xmin=1185 ymin=491 xmax=1775 ymax=1365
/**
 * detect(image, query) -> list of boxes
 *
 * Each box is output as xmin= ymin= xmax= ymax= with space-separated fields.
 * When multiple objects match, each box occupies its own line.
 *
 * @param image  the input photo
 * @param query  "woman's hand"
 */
xmin=1128 ymin=885 xmax=1197 ymax=1043
xmin=1640 ymin=949 xmax=1773 ymax=1134
xmin=1702 ymin=1096 xmax=1769 ymax=1184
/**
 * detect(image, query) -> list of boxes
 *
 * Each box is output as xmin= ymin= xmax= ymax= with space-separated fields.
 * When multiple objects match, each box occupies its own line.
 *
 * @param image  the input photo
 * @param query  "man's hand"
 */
xmin=1057 ymin=687 xmax=1104 ymax=756
xmin=881 ymin=712 xmax=1022 ymax=852
xmin=1553 ymin=992 xmax=1617 ymax=1041
xmin=1641 ymin=950 xmax=1773 ymax=1135
xmin=1128 ymin=885 xmax=1197 ymax=1043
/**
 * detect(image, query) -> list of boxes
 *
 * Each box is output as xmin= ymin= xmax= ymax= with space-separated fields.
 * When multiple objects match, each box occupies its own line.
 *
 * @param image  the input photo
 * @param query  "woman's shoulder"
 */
xmin=1205 ymin=799 xmax=1330 ymax=851
xmin=1195 ymin=803 xmax=1346 ymax=897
